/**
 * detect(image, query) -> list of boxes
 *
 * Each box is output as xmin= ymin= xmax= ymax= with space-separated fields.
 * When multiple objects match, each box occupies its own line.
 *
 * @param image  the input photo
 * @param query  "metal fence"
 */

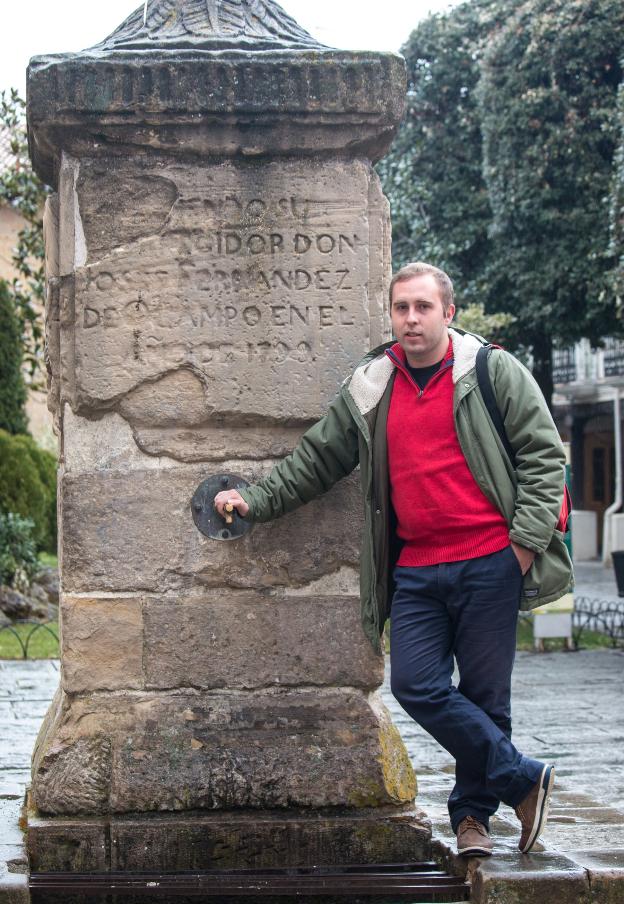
xmin=571 ymin=596 xmax=624 ymax=649
xmin=0 ymin=620 xmax=59 ymax=659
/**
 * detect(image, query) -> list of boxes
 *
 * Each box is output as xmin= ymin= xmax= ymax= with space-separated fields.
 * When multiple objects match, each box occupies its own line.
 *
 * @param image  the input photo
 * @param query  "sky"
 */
xmin=1 ymin=0 xmax=461 ymax=97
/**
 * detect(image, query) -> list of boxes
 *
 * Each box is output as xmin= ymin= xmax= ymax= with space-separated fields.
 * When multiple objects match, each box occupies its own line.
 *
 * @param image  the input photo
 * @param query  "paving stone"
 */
xmin=0 ymin=847 xmax=26 ymax=875
xmin=567 ymin=850 xmax=624 ymax=904
xmin=0 ymin=802 xmax=24 ymax=847
xmin=0 ymin=870 xmax=29 ymax=904
xmin=471 ymin=852 xmax=591 ymax=903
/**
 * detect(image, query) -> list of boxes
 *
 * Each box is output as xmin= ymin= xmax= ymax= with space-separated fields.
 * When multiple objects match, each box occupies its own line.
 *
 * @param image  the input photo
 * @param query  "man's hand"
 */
xmin=510 ymin=540 xmax=536 ymax=576
xmin=214 ymin=489 xmax=249 ymax=519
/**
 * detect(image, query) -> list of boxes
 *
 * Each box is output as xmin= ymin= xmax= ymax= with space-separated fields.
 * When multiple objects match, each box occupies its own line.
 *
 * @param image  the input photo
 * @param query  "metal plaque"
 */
xmin=191 ymin=473 xmax=252 ymax=541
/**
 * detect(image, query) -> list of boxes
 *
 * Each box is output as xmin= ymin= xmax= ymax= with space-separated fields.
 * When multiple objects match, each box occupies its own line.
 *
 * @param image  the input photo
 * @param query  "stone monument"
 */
xmin=26 ymin=0 xmax=428 ymax=872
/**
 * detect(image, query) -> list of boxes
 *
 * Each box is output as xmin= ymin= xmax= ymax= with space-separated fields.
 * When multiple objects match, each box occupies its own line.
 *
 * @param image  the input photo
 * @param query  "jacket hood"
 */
xmin=347 ymin=328 xmax=487 ymax=417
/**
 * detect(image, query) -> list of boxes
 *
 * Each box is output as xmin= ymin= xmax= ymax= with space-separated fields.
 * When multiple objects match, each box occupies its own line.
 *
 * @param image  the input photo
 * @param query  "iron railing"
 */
xmin=0 ymin=619 xmax=59 ymax=659
xmin=571 ymin=596 xmax=624 ymax=649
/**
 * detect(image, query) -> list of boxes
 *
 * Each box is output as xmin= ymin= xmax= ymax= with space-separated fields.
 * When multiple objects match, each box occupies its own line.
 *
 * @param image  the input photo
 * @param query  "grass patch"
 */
xmin=37 ymin=552 xmax=58 ymax=569
xmin=0 ymin=621 xmax=59 ymax=659
xmin=516 ymin=616 xmax=615 ymax=651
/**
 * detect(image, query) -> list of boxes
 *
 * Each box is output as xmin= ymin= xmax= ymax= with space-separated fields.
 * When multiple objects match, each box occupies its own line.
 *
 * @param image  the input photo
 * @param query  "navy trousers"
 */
xmin=390 ymin=546 xmax=543 ymax=832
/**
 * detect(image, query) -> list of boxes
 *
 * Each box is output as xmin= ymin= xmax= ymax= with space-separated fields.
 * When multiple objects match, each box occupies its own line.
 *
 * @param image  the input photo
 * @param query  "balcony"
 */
xmin=553 ymin=337 xmax=624 ymax=390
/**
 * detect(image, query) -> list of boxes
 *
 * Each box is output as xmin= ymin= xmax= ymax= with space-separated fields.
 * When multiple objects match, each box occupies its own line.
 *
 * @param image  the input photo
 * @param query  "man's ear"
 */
xmin=445 ymin=303 xmax=456 ymax=325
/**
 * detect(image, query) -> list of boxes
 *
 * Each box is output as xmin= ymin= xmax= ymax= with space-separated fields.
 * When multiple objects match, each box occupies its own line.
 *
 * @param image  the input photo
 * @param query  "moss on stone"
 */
xmin=378 ymin=719 xmax=417 ymax=804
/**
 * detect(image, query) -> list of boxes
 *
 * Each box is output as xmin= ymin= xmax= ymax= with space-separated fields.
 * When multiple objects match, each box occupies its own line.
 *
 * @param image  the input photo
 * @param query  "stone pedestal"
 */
xmin=26 ymin=0 xmax=423 ymax=868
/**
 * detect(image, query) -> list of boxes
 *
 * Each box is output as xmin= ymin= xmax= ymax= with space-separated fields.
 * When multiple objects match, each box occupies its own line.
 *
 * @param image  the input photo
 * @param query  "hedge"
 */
xmin=0 ymin=279 xmax=28 ymax=435
xmin=0 ymin=429 xmax=57 ymax=553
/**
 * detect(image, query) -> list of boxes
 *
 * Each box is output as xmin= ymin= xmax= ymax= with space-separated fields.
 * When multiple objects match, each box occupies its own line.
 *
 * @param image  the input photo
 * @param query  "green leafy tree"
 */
xmin=478 ymin=0 xmax=624 ymax=402
xmin=0 ymin=89 xmax=48 ymax=384
xmin=0 ymin=279 xmax=28 ymax=434
xmin=454 ymin=302 xmax=515 ymax=344
xmin=609 ymin=72 xmax=624 ymax=303
xmin=380 ymin=0 xmax=624 ymax=405
xmin=377 ymin=0 xmax=519 ymax=305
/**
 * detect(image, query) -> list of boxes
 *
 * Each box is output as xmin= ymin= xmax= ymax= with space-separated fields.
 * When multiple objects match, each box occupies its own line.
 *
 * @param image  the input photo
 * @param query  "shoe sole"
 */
xmin=457 ymin=845 xmax=493 ymax=857
xmin=521 ymin=764 xmax=555 ymax=853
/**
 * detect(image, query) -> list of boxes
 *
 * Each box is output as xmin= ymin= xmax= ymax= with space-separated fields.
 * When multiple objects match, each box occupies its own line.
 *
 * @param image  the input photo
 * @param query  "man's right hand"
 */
xmin=214 ymin=489 xmax=249 ymax=519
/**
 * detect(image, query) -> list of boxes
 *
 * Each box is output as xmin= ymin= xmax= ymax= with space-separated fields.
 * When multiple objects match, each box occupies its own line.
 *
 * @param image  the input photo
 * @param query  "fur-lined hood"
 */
xmin=347 ymin=328 xmax=486 ymax=417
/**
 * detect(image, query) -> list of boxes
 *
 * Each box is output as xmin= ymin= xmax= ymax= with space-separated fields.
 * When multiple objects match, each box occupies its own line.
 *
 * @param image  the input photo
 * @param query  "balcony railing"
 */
xmin=553 ymin=338 xmax=624 ymax=385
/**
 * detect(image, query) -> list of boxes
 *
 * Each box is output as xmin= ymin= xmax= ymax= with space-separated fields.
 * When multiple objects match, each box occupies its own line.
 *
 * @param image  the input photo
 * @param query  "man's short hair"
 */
xmin=389 ymin=262 xmax=455 ymax=314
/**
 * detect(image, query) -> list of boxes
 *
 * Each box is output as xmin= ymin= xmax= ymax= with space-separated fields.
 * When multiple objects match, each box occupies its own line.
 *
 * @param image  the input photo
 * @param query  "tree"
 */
xmin=454 ymin=302 xmax=515 ymax=344
xmin=379 ymin=0 xmax=624 ymax=404
xmin=478 ymin=0 xmax=624 ymax=402
xmin=0 ymin=280 xmax=28 ymax=434
xmin=377 ymin=0 xmax=519 ymax=306
xmin=609 ymin=71 xmax=624 ymax=304
xmin=0 ymin=89 xmax=48 ymax=384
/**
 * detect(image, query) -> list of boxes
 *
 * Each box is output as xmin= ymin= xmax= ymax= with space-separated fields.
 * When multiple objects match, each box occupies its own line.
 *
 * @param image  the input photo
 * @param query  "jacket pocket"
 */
xmin=520 ymin=529 xmax=574 ymax=610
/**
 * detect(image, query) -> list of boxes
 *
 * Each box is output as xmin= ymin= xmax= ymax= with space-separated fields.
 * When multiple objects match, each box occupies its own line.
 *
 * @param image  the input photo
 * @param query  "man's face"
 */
xmin=390 ymin=274 xmax=455 ymax=368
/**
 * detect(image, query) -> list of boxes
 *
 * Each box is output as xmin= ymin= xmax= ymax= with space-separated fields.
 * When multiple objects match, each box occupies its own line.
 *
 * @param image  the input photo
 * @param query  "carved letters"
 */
xmin=71 ymin=162 xmax=377 ymax=413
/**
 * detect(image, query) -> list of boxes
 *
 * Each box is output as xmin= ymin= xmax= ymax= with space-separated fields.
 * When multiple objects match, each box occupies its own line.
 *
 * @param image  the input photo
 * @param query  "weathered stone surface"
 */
xmin=0 ymin=870 xmax=29 ymax=904
xmin=28 ymin=53 xmax=406 ymax=185
xmin=113 ymin=809 xmax=430 ymax=871
xmin=60 ymin=468 xmax=363 ymax=593
xmin=33 ymin=730 xmax=112 ymax=816
xmin=144 ymin=591 xmax=381 ymax=690
xmin=567 ymin=850 xmax=624 ymax=904
xmin=62 ymin=157 xmax=384 ymax=425
xmin=471 ymin=852 xmax=591 ymax=904
xmin=32 ymin=566 xmax=59 ymax=605
xmin=59 ymin=590 xmax=382 ymax=693
xmin=31 ymin=687 xmax=415 ymax=815
xmin=27 ymin=808 xmax=430 ymax=873
xmin=27 ymin=817 xmax=107 ymax=873
xmin=0 ymin=587 xmax=47 ymax=622
xmin=61 ymin=596 xmax=143 ymax=693
xmin=93 ymin=0 xmax=324 ymax=52
xmin=62 ymin=406 xmax=309 ymax=467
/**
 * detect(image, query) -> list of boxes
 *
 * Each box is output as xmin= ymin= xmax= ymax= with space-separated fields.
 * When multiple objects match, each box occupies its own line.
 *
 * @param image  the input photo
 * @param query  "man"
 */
xmin=215 ymin=261 xmax=573 ymax=857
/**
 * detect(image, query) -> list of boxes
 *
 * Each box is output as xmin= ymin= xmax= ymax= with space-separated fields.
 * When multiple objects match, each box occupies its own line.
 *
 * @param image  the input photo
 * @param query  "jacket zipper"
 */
xmin=385 ymin=348 xmax=454 ymax=398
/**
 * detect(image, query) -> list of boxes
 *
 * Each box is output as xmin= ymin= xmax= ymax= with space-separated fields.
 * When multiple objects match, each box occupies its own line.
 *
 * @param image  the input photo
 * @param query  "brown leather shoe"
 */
xmin=515 ymin=764 xmax=555 ymax=853
xmin=456 ymin=816 xmax=493 ymax=857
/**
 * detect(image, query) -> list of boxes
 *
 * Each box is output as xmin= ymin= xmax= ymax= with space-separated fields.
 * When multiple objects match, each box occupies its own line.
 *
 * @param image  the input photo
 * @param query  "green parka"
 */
xmin=240 ymin=328 xmax=574 ymax=652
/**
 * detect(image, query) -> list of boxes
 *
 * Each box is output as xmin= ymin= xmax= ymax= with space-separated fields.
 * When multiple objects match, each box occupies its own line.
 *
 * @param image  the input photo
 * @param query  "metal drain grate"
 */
xmin=30 ymin=862 xmax=470 ymax=901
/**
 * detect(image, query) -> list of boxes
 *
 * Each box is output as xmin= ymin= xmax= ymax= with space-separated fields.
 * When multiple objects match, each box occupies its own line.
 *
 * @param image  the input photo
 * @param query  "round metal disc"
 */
xmin=191 ymin=473 xmax=252 ymax=541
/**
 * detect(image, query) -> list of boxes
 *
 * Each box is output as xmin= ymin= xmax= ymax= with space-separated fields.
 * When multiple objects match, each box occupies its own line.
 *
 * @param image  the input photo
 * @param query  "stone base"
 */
xmin=27 ymin=806 xmax=431 ymax=873
xmin=31 ymin=686 xmax=415 ymax=815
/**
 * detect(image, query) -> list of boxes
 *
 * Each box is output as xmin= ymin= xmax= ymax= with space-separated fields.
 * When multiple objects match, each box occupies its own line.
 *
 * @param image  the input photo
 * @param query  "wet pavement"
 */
xmin=0 ymin=629 xmax=623 ymax=900
xmin=573 ymin=560 xmax=623 ymax=604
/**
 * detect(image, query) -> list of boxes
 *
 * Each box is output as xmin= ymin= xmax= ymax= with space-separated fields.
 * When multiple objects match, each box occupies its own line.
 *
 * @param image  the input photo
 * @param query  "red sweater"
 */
xmin=386 ymin=340 xmax=510 ymax=567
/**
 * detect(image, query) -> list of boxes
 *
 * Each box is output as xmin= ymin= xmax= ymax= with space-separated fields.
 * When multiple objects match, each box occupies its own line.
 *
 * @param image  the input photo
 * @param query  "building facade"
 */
xmin=553 ymin=338 xmax=624 ymax=560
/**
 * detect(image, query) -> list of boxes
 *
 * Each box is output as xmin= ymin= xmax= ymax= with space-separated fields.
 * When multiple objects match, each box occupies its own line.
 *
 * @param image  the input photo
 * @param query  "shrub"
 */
xmin=0 ymin=512 xmax=38 ymax=589
xmin=12 ymin=434 xmax=57 ymax=552
xmin=0 ymin=429 xmax=57 ymax=552
xmin=0 ymin=279 xmax=28 ymax=435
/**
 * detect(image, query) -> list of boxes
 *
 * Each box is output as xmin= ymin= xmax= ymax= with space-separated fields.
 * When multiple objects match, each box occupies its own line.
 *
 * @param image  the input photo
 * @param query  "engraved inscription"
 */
xmin=72 ymin=161 xmax=377 ymax=417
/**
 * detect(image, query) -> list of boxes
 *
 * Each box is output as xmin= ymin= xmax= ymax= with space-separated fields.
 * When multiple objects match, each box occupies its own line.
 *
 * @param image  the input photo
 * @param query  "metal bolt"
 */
xmin=221 ymin=476 xmax=229 ymax=487
xmin=193 ymin=501 xmax=203 ymax=512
